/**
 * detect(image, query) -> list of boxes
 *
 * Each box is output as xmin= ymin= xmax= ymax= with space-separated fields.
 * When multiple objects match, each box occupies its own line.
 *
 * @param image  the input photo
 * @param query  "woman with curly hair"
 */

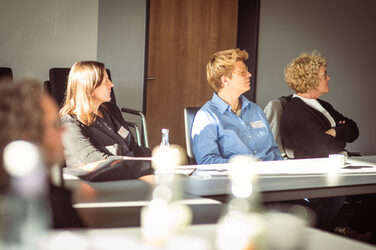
xmin=280 ymin=51 xmax=359 ymax=159
xmin=279 ymin=51 xmax=361 ymax=232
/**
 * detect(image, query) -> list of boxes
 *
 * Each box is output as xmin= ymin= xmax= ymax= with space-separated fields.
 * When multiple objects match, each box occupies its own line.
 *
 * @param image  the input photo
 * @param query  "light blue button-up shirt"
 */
xmin=191 ymin=93 xmax=282 ymax=164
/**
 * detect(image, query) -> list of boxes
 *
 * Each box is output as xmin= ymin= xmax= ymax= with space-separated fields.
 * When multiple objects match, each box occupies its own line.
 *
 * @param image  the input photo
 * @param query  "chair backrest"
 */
xmin=46 ymin=68 xmax=115 ymax=107
xmin=0 ymin=67 xmax=13 ymax=82
xmin=43 ymin=80 xmax=52 ymax=94
xmin=264 ymin=95 xmax=294 ymax=158
xmin=48 ymin=68 xmax=71 ymax=107
xmin=184 ymin=107 xmax=200 ymax=164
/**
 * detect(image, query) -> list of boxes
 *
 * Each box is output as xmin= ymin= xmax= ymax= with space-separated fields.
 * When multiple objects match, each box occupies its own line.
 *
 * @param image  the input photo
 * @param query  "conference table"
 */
xmin=64 ymin=155 xmax=376 ymax=228
xmin=66 ymin=155 xmax=376 ymax=203
xmin=184 ymin=156 xmax=376 ymax=202
xmin=57 ymin=156 xmax=376 ymax=249
xmin=65 ymin=179 xmax=224 ymax=228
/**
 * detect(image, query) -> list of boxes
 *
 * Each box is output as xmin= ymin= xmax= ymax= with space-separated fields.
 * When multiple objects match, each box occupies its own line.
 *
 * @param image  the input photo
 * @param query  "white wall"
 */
xmin=97 ymin=0 xmax=147 ymax=113
xmin=0 ymin=0 xmax=147 ymax=131
xmin=4 ymin=0 xmax=376 ymax=154
xmin=0 ymin=0 xmax=99 ymax=80
xmin=257 ymin=0 xmax=376 ymax=154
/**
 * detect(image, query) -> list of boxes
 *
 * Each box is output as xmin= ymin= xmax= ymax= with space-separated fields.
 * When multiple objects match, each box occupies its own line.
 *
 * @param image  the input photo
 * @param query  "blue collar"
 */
xmin=211 ymin=93 xmax=252 ymax=114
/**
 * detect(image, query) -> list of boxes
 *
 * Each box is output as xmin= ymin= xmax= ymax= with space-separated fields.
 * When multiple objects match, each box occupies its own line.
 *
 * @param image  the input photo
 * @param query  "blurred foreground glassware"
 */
xmin=0 ymin=141 xmax=51 ymax=250
xmin=141 ymin=129 xmax=191 ymax=246
xmin=217 ymin=155 xmax=267 ymax=250
xmin=265 ymin=208 xmax=308 ymax=250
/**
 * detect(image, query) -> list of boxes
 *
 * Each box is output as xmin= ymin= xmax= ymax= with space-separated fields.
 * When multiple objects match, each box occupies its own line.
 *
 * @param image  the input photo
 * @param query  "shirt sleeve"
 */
xmin=322 ymin=101 xmax=359 ymax=143
xmin=191 ymin=110 xmax=229 ymax=165
xmin=62 ymin=116 xmax=116 ymax=168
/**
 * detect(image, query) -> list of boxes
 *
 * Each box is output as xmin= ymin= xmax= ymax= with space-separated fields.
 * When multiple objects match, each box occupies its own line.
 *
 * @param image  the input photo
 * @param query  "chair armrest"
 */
xmin=121 ymin=107 xmax=142 ymax=115
xmin=347 ymin=151 xmax=364 ymax=157
xmin=120 ymin=107 xmax=149 ymax=148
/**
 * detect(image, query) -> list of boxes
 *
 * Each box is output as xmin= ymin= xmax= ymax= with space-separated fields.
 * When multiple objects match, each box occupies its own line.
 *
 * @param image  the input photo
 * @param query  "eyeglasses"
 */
xmin=319 ymin=71 xmax=329 ymax=79
xmin=233 ymin=66 xmax=249 ymax=76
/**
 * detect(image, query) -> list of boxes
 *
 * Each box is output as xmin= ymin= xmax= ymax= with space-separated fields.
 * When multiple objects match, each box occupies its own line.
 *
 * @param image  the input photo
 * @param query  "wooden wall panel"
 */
xmin=146 ymin=0 xmax=238 ymax=149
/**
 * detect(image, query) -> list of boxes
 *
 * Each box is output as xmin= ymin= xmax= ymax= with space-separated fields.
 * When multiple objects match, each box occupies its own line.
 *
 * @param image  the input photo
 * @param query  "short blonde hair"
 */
xmin=60 ymin=61 xmax=106 ymax=126
xmin=284 ymin=51 xmax=327 ymax=93
xmin=206 ymin=48 xmax=249 ymax=92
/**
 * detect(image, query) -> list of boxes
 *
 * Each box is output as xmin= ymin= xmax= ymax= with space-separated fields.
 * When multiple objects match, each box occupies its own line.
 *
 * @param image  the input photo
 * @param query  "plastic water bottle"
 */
xmin=141 ymin=129 xmax=191 ymax=246
xmin=0 ymin=141 xmax=51 ymax=250
xmin=161 ymin=128 xmax=170 ymax=147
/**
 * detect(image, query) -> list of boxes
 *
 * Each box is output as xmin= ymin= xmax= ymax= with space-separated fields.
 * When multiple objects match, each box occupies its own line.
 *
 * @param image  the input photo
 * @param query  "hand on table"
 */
xmin=78 ymin=160 xmax=106 ymax=172
xmin=138 ymin=175 xmax=156 ymax=185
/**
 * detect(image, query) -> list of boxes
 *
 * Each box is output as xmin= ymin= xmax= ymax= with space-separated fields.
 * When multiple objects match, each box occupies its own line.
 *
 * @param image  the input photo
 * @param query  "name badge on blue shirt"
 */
xmin=118 ymin=126 xmax=129 ymax=138
xmin=250 ymin=120 xmax=265 ymax=129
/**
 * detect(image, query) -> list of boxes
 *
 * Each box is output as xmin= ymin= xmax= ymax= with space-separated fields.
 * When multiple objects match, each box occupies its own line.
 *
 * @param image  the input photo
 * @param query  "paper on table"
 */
xmin=193 ymin=157 xmax=376 ymax=176
xmin=154 ymin=165 xmax=197 ymax=176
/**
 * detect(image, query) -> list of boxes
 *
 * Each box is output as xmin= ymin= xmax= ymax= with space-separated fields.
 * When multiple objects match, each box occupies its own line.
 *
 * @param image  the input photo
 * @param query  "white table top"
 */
xmin=64 ymin=156 xmax=376 ymax=205
xmin=44 ymin=224 xmax=376 ymax=250
xmin=183 ymin=156 xmax=376 ymax=201
xmin=192 ymin=156 xmax=376 ymax=176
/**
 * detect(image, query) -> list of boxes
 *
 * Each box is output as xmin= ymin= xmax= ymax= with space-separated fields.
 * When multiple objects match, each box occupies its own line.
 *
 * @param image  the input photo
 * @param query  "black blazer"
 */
xmin=280 ymin=97 xmax=359 ymax=159
xmin=61 ymin=102 xmax=151 ymax=169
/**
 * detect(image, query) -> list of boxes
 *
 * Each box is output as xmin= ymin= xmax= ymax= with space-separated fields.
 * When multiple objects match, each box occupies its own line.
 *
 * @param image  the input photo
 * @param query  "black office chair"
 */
xmin=44 ymin=67 xmax=148 ymax=147
xmin=184 ymin=107 xmax=200 ymax=164
xmin=44 ymin=68 xmax=116 ymax=107
xmin=0 ymin=67 xmax=13 ymax=82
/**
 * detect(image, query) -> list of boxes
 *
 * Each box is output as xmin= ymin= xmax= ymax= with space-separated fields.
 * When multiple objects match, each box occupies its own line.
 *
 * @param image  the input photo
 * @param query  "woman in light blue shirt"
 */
xmin=191 ymin=49 xmax=282 ymax=164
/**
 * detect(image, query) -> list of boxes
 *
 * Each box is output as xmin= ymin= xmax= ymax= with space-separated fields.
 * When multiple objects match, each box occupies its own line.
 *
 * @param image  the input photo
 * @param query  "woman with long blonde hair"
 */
xmin=60 ymin=61 xmax=152 ymax=181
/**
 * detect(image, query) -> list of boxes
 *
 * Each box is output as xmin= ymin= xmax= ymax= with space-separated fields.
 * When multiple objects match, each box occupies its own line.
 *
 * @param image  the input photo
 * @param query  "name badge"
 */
xmin=250 ymin=120 xmax=265 ymax=129
xmin=118 ymin=126 xmax=129 ymax=138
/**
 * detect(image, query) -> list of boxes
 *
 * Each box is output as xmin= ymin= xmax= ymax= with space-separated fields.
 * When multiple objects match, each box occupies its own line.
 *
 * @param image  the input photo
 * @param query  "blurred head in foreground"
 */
xmin=0 ymin=79 xmax=65 ymax=190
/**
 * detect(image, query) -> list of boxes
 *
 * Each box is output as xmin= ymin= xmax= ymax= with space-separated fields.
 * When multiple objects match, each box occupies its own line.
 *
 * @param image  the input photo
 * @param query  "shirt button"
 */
xmin=254 ymin=151 xmax=257 ymax=153
xmin=248 ymin=135 xmax=251 ymax=138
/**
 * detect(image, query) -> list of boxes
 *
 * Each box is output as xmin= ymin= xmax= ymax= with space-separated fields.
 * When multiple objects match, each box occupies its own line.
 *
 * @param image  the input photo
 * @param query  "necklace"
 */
xmin=232 ymin=99 xmax=241 ymax=113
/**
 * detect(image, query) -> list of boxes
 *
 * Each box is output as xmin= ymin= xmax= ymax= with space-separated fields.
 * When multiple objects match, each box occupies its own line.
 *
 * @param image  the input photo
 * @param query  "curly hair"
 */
xmin=284 ymin=51 xmax=327 ymax=93
xmin=0 ymin=79 xmax=44 ymax=191
xmin=206 ymin=48 xmax=249 ymax=92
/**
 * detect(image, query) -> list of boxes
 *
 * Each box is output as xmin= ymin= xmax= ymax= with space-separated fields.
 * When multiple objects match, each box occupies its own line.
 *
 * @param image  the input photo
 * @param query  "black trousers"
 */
xmin=274 ymin=196 xmax=345 ymax=231
xmin=349 ymin=194 xmax=376 ymax=233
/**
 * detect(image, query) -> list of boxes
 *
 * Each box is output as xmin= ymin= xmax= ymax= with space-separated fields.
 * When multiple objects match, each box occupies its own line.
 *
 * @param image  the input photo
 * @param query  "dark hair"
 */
xmin=0 ymin=79 xmax=44 ymax=191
